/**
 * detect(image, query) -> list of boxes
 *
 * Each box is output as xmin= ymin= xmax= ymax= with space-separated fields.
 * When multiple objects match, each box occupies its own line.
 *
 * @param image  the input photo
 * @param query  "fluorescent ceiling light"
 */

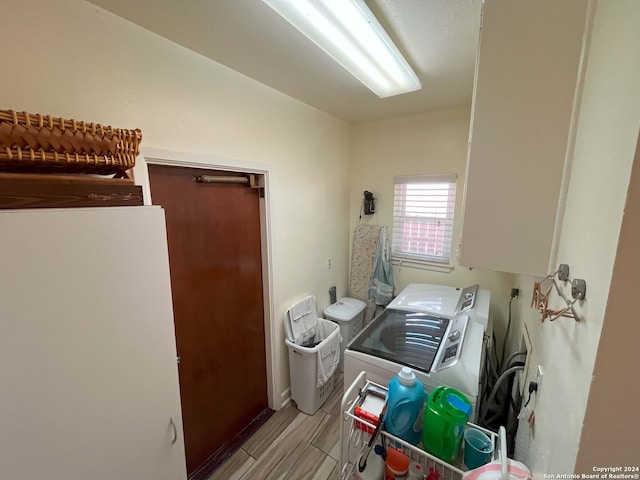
xmin=263 ymin=0 xmax=422 ymax=98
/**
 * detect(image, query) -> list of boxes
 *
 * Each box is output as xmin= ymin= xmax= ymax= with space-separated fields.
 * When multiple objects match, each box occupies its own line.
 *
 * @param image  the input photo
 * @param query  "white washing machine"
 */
xmin=343 ymin=283 xmax=491 ymax=421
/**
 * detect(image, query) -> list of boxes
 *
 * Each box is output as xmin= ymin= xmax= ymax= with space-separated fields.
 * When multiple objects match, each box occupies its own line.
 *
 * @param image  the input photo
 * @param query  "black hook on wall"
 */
xmin=363 ymin=190 xmax=375 ymax=215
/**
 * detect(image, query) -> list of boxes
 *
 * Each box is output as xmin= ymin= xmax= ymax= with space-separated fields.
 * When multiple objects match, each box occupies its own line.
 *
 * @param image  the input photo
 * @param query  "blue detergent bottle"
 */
xmin=384 ymin=367 xmax=427 ymax=445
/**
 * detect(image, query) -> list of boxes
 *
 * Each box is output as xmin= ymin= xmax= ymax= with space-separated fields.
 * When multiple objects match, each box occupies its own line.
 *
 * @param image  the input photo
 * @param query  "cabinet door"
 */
xmin=459 ymin=0 xmax=589 ymax=276
xmin=0 ymin=207 xmax=187 ymax=480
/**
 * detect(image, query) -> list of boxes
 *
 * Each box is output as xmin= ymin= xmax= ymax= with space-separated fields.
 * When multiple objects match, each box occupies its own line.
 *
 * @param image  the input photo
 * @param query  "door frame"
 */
xmin=133 ymin=147 xmax=279 ymax=410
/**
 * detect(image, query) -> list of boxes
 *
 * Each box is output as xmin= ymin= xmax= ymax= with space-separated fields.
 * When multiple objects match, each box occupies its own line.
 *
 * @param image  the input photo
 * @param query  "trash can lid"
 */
xmin=324 ymin=297 xmax=366 ymax=322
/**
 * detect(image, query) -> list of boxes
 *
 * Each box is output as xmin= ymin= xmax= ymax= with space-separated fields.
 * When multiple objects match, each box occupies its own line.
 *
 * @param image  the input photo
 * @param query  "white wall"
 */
xmin=513 ymin=0 xmax=640 ymax=474
xmin=5 ymin=1 xmax=638 ymax=473
xmin=350 ymin=108 xmax=516 ymax=338
xmin=575 ymin=133 xmax=639 ymax=471
xmin=0 ymin=0 xmax=353 ymax=409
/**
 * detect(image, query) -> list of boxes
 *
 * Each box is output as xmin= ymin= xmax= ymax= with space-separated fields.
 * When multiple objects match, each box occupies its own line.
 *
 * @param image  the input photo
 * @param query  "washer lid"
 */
xmin=348 ymin=308 xmax=450 ymax=374
xmin=324 ymin=297 xmax=366 ymax=322
xmin=388 ymin=284 xmax=462 ymax=316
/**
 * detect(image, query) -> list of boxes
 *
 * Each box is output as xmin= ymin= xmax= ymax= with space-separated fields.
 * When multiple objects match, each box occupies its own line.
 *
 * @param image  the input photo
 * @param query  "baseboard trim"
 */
xmin=188 ymin=407 xmax=275 ymax=480
xmin=280 ymin=387 xmax=291 ymax=408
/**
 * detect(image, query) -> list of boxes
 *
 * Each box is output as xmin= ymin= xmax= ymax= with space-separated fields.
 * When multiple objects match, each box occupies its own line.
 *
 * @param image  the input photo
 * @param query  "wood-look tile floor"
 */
xmin=207 ymin=374 xmax=344 ymax=480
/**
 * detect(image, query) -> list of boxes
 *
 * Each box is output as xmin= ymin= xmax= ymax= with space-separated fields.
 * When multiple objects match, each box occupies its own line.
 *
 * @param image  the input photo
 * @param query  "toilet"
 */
xmin=323 ymin=297 xmax=366 ymax=372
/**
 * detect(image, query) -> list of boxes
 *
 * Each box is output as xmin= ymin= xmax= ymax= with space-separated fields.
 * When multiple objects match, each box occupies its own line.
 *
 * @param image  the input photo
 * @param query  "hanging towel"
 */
xmin=286 ymin=295 xmax=318 ymax=345
xmin=315 ymin=319 xmax=342 ymax=387
xmin=368 ymin=226 xmax=394 ymax=306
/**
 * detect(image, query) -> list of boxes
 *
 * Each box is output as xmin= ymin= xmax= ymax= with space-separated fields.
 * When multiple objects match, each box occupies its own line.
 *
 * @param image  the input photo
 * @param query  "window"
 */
xmin=392 ymin=174 xmax=457 ymax=266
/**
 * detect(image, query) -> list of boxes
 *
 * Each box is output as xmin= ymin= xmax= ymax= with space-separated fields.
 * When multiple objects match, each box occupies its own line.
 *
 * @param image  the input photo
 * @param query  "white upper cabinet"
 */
xmin=0 ymin=207 xmax=187 ymax=480
xmin=459 ymin=0 xmax=590 ymax=276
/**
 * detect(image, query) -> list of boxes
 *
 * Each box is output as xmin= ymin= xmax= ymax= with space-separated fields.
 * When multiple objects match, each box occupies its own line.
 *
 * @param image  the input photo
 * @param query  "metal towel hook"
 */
xmin=532 ymin=264 xmax=586 ymax=322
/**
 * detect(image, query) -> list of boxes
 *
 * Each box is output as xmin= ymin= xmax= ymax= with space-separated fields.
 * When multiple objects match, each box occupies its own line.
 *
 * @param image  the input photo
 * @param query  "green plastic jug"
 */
xmin=422 ymin=386 xmax=472 ymax=462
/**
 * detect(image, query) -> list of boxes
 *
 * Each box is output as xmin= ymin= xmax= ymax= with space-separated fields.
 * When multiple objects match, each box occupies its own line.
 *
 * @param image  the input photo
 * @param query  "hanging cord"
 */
xmin=484 ymin=345 xmax=498 ymax=386
xmin=483 ymin=358 xmax=526 ymax=427
xmin=523 ymin=381 xmax=538 ymax=408
xmin=499 ymin=291 xmax=518 ymax=371
xmin=485 ymin=340 xmax=500 ymax=390
xmin=479 ymin=331 xmax=500 ymax=412
xmin=480 ymin=363 xmax=525 ymax=422
xmin=502 ymin=351 xmax=527 ymax=374
xmin=492 ymin=331 xmax=500 ymax=368
xmin=480 ymin=292 xmax=519 ymax=422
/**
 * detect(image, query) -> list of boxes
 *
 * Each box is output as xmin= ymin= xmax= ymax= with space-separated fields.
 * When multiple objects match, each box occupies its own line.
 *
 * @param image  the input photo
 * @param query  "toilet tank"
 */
xmin=324 ymin=297 xmax=366 ymax=372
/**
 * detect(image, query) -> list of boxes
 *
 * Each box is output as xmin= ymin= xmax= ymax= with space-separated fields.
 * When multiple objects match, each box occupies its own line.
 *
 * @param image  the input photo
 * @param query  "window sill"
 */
xmin=391 ymin=256 xmax=455 ymax=273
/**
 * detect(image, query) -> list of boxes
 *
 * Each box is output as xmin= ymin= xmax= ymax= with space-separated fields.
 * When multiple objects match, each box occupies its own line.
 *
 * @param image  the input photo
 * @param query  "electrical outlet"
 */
xmin=327 ymin=257 xmax=332 ymax=269
xmin=519 ymin=324 xmax=532 ymax=393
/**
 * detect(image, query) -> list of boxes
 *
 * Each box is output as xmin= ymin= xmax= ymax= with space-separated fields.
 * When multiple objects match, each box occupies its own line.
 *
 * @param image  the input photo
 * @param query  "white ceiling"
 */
xmin=88 ymin=0 xmax=482 ymax=124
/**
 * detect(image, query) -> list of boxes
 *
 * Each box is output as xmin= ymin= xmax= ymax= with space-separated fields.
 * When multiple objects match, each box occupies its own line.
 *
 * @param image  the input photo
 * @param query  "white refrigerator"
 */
xmin=0 ymin=206 xmax=187 ymax=480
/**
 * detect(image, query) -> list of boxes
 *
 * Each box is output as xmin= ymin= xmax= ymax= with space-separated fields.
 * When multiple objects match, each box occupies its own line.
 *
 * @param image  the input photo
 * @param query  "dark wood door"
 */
xmin=148 ymin=165 xmax=268 ymax=476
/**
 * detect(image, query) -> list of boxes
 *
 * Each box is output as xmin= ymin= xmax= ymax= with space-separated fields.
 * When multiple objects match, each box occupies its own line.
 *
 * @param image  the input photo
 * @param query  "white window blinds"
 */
xmin=392 ymin=174 xmax=457 ymax=264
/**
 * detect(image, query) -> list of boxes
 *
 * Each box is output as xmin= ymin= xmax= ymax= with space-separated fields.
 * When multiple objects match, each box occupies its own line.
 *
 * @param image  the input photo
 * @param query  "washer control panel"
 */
xmin=432 ymin=314 xmax=469 ymax=372
xmin=455 ymin=284 xmax=479 ymax=314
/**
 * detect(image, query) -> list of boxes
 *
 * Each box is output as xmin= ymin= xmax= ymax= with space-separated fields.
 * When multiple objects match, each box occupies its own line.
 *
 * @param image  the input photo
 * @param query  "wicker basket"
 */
xmin=0 ymin=110 xmax=142 ymax=175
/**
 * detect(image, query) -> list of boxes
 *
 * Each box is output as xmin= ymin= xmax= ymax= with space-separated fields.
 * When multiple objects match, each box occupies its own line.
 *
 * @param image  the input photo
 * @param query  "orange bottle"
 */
xmin=385 ymin=448 xmax=409 ymax=479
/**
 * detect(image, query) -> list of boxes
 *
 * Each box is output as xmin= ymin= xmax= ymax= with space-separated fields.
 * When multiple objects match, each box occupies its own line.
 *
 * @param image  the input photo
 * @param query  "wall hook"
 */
xmin=531 ymin=264 xmax=586 ymax=322
xmin=572 ymin=278 xmax=586 ymax=300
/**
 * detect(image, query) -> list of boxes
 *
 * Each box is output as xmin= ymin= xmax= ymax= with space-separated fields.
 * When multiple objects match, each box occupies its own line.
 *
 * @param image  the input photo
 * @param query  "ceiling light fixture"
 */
xmin=262 ymin=0 xmax=421 ymax=98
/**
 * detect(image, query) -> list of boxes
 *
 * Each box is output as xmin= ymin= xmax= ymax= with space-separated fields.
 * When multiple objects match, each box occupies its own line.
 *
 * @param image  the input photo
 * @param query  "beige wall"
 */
xmin=350 ymin=108 xmax=516 ymax=337
xmin=575 ymin=134 xmax=640 ymax=472
xmin=0 ymin=0 xmax=353 ymax=408
xmin=513 ymin=0 xmax=640 ymax=474
xmin=4 ymin=0 xmax=639 ymax=473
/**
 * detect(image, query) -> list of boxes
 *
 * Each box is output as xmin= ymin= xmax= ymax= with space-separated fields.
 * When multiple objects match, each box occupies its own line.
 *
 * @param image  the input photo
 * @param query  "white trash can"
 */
xmin=285 ymin=295 xmax=342 ymax=415
xmin=323 ymin=297 xmax=366 ymax=372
